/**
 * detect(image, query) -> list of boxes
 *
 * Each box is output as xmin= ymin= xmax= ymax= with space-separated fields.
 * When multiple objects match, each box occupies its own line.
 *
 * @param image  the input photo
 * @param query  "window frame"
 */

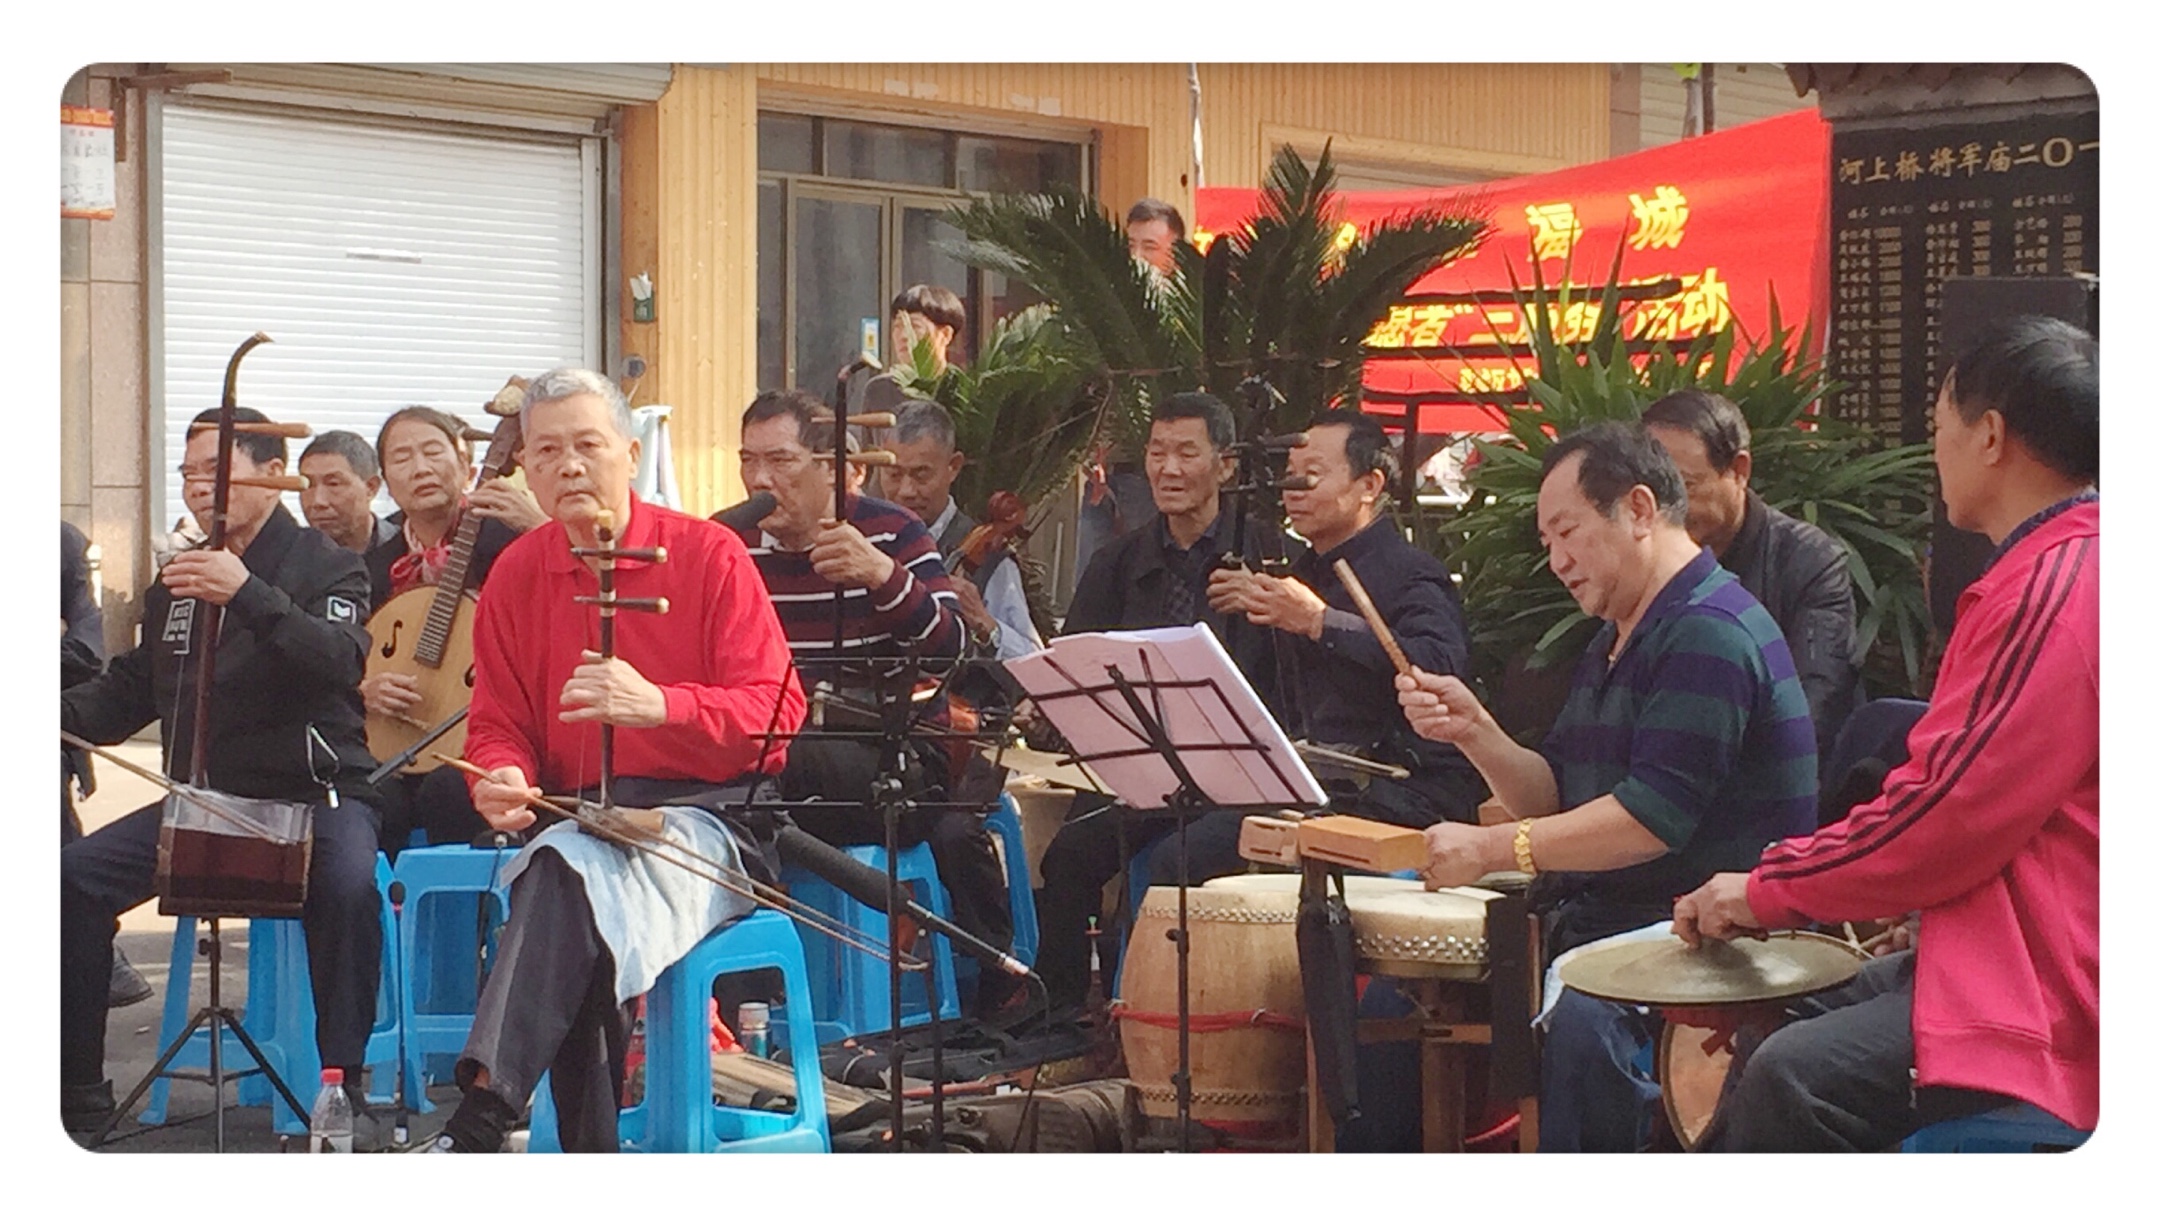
xmin=757 ymin=110 xmax=1092 ymax=391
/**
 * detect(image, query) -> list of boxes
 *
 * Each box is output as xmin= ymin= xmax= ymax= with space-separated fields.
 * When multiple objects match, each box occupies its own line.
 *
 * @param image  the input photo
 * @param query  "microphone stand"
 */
xmin=1222 ymin=374 xmax=1310 ymax=737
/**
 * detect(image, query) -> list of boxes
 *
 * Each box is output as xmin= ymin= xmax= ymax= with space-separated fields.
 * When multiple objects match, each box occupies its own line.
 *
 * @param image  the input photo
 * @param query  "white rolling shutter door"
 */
xmin=158 ymin=103 xmax=596 ymax=531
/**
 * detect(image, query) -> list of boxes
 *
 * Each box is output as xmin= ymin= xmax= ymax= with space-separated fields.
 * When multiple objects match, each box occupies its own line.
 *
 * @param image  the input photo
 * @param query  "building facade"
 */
xmin=65 ymin=62 xmax=1768 ymax=647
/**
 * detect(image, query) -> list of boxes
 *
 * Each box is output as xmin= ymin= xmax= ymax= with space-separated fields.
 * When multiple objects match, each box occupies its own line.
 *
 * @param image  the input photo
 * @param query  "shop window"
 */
xmin=758 ymin=113 xmax=816 ymax=174
xmin=757 ymin=111 xmax=1088 ymax=395
xmin=824 ymin=119 xmax=951 ymax=188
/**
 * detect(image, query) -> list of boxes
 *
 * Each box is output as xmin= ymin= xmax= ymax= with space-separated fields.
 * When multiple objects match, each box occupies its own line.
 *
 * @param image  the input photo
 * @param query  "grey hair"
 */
xmin=893 ymin=398 xmax=957 ymax=451
xmin=300 ymin=429 xmax=381 ymax=480
xmin=522 ymin=367 xmax=635 ymax=438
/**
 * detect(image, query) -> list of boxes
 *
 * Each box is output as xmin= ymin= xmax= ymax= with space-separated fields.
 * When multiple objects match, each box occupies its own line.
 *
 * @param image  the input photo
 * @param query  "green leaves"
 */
xmin=940 ymin=142 xmax=1489 ymax=446
xmin=1444 ymin=272 xmax=1938 ymax=697
xmin=890 ymin=304 xmax=1108 ymax=519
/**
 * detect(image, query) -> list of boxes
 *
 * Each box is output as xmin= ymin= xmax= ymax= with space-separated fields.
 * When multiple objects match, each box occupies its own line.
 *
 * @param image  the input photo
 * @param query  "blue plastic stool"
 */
xmin=1902 ymin=1102 xmax=2092 ymax=1152
xmin=529 ymin=910 xmax=830 ymax=1152
xmin=143 ymin=854 xmax=402 ymax=1135
xmin=988 ymin=795 xmax=1039 ymax=967
xmin=782 ymin=841 xmax=959 ymax=1043
xmin=389 ymin=844 xmax=517 ymax=1107
xmin=953 ymin=796 xmax=1041 ymax=1002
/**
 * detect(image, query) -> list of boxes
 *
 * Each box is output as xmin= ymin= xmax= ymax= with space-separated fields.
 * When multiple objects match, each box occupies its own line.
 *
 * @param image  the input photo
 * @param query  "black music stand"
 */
xmin=1011 ymin=627 xmax=1323 ymax=1151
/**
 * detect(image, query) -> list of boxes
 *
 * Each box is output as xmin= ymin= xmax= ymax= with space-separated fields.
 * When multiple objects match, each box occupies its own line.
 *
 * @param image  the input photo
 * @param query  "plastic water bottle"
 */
xmin=739 ymin=1002 xmax=771 ymax=1059
xmin=310 ymin=1068 xmax=353 ymax=1154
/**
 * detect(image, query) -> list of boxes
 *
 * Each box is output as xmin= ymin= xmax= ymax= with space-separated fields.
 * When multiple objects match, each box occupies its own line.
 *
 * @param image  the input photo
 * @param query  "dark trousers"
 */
xmin=1700 ymin=951 xmax=2009 ymax=1151
xmin=1034 ymin=799 xmax=1252 ymax=1011
xmin=373 ymin=766 xmax=488 ymax=859
xmin=60 ymin=798 xmax=382 ymax=1087
xmin=455 ymin=849 xmax=630 ymax=1153
xmin=1537 ymin=990 xmax=1663 ymax=1152
xmin=780 ymin=734 xmax=1013 ymax=954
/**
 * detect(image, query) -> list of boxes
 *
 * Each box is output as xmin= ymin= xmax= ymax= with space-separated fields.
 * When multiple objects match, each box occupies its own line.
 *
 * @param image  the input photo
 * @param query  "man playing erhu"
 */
xmin=422 ymin=370 xmax=805 ymax=1153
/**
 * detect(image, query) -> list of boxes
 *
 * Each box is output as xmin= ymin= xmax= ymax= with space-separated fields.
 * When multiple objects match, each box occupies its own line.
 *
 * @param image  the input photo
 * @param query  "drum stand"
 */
xmin=94 ymin=916 xmax=311 ymax=1152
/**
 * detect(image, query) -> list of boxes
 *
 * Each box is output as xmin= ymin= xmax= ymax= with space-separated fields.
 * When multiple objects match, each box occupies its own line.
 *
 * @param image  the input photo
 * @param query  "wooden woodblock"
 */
xmin=1297 ymin=816 xmax=1427 ymax=873
xmin=1238 ymin=815 xmax=1303 ymax=866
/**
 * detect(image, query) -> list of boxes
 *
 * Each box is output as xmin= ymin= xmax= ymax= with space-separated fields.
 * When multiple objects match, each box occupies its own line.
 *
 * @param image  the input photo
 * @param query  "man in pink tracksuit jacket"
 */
xmin=1673 ymin=314 xmax=2098 ymax=1150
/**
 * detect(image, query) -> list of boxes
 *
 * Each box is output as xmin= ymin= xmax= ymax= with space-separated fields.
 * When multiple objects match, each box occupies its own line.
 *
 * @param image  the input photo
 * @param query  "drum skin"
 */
xmin=1119 ymin=883 xmax=1306 ymax=1129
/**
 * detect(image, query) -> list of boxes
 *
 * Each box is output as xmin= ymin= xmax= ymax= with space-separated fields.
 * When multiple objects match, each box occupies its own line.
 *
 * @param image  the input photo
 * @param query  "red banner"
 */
xmin=1194 ymin=109 xmax=1831 ymax=434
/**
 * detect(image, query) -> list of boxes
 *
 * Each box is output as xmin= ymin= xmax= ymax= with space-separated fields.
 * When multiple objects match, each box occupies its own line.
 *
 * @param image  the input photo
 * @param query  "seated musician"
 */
xmin=884 ymin=398 xmax=1044 ymax=661
xmin=423 ymin=369 xmax=805 ymax=1153
xmin=298 ymin=430 xmax=397 ymax=553
xmin=1393 ymin=421 xmax=1816 ymax=1153
xmin=1672 ymin=316 xmax=2097 ymax=1151
xmin=61 ymin=408 xmax=384 ymax=1140
xmin=1640 ymin=391 xmax=1862 ymax=762
xmin=1205 ymin=407 xmax=1488 ymax=834
xmin=722 ymin=389 xmax=1018 ymax=1014
xmin=1034 ymin=391 xmax=1285 ymax=1015
xmin=359 ymin=406 xmax=544 ymax=853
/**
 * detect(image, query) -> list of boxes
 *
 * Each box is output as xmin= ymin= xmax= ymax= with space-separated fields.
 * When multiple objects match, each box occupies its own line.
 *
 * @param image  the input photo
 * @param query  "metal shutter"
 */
xmin=157 ymin=102 xmax=597 ymax=531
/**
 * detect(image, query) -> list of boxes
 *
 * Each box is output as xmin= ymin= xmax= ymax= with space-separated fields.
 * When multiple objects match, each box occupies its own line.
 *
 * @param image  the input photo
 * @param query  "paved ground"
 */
xmin=73 ymin=738 xmax=459 ymax=1153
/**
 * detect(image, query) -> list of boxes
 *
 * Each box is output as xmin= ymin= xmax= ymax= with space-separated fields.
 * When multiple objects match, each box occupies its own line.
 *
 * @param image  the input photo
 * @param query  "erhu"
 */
xmin=158 ymin=332 xmax=320 ymax=921
xmin=429 ymin=504 xmax=911 ymax=968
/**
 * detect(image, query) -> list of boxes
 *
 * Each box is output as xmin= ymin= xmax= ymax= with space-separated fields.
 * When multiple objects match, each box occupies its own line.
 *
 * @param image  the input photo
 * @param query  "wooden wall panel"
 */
xmin=638 ymin=64 xmax=1615 ymax=512
xmin=647 ymin=66 xmax=760 ymax=514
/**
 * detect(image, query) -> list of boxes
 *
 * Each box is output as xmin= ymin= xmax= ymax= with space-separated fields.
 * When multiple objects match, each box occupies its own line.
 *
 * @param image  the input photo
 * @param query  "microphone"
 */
xmin=1254 ymin=433 xmax=1308 ymax=451
xmin=775 ymin=824 xmax=1033 ymax=978
xmin=711 ymin=491 xmax=778 ymax=531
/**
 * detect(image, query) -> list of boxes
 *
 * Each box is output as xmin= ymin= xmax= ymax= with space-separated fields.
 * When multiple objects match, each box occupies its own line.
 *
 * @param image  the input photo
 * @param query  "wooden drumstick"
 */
xmin=1333 ymin=558 xmax=1413 ymax=677
xmin=188 ymin=421 xmax=314 ymax=438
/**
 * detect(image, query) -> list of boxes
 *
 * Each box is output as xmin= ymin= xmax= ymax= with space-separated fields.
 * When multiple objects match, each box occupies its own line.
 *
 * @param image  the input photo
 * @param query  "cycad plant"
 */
xmin=939 ymin=143 xmax=1488 ymax=443
xmin=890 ymin=304 xmax=1102 ymax=520
xmin=1446 ymin=257 xmax=1938 ymax=699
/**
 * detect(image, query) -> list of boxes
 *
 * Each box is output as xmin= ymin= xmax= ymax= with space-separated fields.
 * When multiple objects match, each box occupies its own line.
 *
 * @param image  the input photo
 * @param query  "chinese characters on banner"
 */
xmin=62 ymin=105 xmax=116 ymax=221
xmin=1826 ymin=111 xmax=2097 ymax=445
xmin=1194 ymin=109 xmax=1831 ymax=437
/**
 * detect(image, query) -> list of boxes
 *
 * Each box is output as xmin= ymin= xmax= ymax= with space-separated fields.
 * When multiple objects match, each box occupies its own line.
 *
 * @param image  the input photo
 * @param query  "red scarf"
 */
xmin=385 ymin=508 xmax=462 ymax=599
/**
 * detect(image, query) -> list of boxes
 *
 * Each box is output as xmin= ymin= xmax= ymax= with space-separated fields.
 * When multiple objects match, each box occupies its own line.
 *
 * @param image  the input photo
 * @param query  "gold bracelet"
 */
xmin=1513 ymin=818 xmax=1538 ymax=876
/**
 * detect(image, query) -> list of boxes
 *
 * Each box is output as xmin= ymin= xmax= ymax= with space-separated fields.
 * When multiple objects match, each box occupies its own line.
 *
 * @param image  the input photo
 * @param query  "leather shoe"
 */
xmin=62 ymin=1080 xmax=115 ymax=1138
xmin=108 ymin=949 xmax=153 ymax=1009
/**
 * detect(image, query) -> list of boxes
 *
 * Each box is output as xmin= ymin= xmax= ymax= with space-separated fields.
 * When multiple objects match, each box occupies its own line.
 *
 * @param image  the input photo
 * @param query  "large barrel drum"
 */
xmin=1117 ymin=881 xmax=1307 ymax=1135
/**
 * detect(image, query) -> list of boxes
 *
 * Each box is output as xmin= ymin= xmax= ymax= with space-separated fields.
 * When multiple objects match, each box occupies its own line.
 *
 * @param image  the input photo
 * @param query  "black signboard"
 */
xmin=1826 ymin=110 xmax=2098 ymax=444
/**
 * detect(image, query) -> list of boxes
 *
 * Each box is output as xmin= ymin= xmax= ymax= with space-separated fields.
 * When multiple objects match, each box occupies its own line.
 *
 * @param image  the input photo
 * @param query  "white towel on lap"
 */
xmin=500 ymin=807 xmax=757 ymax=1004
xmin=1534 ymin=919 xmax=1676 ymax=1028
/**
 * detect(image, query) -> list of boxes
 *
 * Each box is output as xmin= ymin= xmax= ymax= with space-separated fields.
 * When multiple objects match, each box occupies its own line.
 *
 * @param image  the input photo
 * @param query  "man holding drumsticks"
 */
xmin=1393 ymin=421 xmax=1816 ymax=1153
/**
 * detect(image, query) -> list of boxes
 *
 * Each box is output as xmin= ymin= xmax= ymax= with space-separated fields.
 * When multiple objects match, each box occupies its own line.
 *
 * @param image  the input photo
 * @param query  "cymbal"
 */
xmin=1556 ymin=931 xmax=1866 ymax=1007
xmin=976 ymin=744 xmax=1106 ymax=793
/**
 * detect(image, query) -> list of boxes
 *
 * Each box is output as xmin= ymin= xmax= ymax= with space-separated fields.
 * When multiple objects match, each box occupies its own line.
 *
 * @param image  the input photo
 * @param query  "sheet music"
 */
xmin=1005 ymin=623 xmax=1324 ymax=811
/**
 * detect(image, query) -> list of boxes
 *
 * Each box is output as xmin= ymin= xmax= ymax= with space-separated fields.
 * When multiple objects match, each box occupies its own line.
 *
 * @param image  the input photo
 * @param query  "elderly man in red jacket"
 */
xmin=1673 ymin=314 xmax=2098 ymax=1150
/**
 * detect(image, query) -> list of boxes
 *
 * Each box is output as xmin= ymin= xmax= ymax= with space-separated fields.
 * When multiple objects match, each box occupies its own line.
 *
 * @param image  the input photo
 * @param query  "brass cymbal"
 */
xmin=1556 ymin=931 xmax=1866 ymax=1007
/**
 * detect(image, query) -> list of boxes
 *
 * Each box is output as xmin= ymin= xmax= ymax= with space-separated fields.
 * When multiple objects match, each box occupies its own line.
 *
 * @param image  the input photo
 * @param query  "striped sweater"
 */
xmin=726 ymin=492 xmax=965 ymax=681
xmin=1537 ymin=548 xmax=1819 ymax=915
